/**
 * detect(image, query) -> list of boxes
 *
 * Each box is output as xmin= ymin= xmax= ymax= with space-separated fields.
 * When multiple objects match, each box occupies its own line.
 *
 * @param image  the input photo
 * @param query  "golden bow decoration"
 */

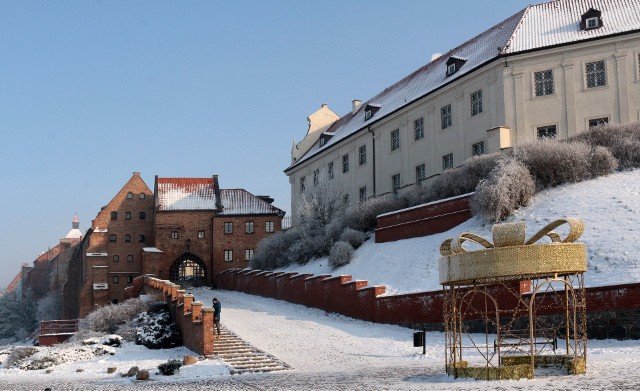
xmin=438 ymin=218 xmax=587 ymax=286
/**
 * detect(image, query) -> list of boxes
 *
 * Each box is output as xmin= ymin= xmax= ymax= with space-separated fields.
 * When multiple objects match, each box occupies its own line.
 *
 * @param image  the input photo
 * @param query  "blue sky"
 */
xmin=0 ymin=0 xmax=533 ymax=288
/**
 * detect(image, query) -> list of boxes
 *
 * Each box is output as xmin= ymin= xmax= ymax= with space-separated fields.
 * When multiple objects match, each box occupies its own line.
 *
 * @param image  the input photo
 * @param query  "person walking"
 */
xmin=212 ymin=297 xmax=221 ymax=338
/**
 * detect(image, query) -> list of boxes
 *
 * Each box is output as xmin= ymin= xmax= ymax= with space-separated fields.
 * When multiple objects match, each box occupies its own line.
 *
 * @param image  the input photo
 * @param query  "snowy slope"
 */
xmin=278 ymin=169 xmax=640 ymax=294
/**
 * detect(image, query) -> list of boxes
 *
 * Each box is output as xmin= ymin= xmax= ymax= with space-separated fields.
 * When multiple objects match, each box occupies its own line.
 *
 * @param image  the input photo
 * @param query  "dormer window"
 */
xmin=445 ymin=56 xmax=467 ymax=77
xmin=320 ymin=138 xmax=326 ymax=147
xmin=363 ymin=103 xmax=381 ymax=121
xmin=581 ymin=8 xmax=602 ymax=31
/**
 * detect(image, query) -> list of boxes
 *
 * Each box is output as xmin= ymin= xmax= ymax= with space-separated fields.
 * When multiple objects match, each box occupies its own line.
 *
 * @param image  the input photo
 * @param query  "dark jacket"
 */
xmin=213 ymin=301 xmax=221 ymax=321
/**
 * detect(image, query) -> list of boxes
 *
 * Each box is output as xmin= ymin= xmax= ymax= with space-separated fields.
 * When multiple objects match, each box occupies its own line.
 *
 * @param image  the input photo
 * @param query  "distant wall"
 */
xmin=217 ymin=268 xmax=640 ymax=337
xmin=375 ymin=193 xmax=473 ymax=243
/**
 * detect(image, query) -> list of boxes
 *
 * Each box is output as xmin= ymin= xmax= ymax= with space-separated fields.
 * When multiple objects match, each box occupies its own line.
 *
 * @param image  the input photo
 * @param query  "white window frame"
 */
xmin=585 ymin=60 xmax=606 ymax=89
xmin=537 ymin=124 xmax=557 ymax=139
xmin=586 ymin=17 xmax=599 ymax=29
xmin=224 ymin=222 xmax=233 ymax=234
xmin=245 ymin=249 xmax=254 ymax=261
xmin=533 ymin=69 xmax=554 ymax=97
xmin=265 ymin=221 xmax=275 ymax=232
xmin=245 ymin=221 xmax=254 ymax=234
xmin=224 ymin=250 xmax=233 ymax=262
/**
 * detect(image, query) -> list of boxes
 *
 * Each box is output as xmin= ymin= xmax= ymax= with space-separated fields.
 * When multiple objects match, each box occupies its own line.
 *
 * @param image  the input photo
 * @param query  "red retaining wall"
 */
xmin=375 ymin=193 xmax=473 ymax=243
xmin=216 ymin=268 xmax=640 ymax=331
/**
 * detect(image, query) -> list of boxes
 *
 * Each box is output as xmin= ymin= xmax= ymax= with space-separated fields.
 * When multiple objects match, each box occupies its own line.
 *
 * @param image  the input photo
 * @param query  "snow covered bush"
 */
xmin=513 ymin=139 xmax=616 ymax=189
xmin=79 ymin=297 xmax=149 ymax=334
xmin=571 ymin=122 xmax=640 ymax=170
xmin=340 ymin=228 xmax=367 ymax=249
xmin=0 ymin=287 xmax=37 ymax=341
xmin=329 ymin=241 xmax=354 ymax=269
xmin=6 ymin=344 xmax=115 ymax=370
xmin=134 ymin=304 xmax=181 ymax=349
xmin=589 ymin=145 xmax=619 ymax=177
xmin=158 ymin=359 xmax=182 ymax=375
xmin=346 ymin=195 xmax=406 ymax=232
xmin=4 ymin=347 xmax=37 ymax=368
xmin=471 ymin=158 xmax=535 ymax=222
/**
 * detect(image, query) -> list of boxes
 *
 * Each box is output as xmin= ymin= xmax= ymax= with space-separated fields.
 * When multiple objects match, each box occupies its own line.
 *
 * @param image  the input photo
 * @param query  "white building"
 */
xmin=285 ymin=0 xmax=640 ymax=223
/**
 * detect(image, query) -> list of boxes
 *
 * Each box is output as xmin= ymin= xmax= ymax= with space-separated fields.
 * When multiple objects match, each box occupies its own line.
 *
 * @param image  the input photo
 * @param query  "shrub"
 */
xmin=79 ymin=298 xmax=150 ymax=334
xmin=571 ymin=122 xmax=640 ymax=169
xmin=471 ymin=157 xmax=535 ymax=222
xmin=589 ymin=145 xmax=618 ymax=177
xmin=329 ymin=241 xmax=354 ymax=269
xmin=4 ymin=347 xmax=37 ymax=368
xmin=158 ymin=359 xmax=182 ymax=376
xmin=346 ymin=195 xmax=406 ymax=232
xmin=340 ymin=228 xmax=367 ymax=249
xmin=513 ymin=140 xmax=593 ymax=189
xmin=251 ymin=228 xmax=302 ymax=270
xmin=134 ymin=304 xmax=182 ymax=349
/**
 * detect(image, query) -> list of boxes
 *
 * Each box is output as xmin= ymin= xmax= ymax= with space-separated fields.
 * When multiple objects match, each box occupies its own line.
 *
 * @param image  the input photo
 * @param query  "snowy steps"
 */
xmin=208 ymin=325 xmax=291 ymax=374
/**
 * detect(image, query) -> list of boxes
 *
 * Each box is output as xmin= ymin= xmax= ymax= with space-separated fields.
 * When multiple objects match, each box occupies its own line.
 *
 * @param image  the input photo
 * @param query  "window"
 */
xmin=111 ymin=212 xmax=117 ymax=220
xmin=586 ymin=60 xmax=606 ymax=88
xmin=472 ymin=141 xmax=485 ymax=156
xmin=414 ymin=117 xmax=424 ymax=141
xmin=139 ymin=212 xmax=146 ymax=220
xmin=224 ymin=222 xmax=233 ymax=234
xmin=300 ymin=176 xmax=306 ymax=193
xmin=125 ymin=212 xmax=131 ymax=220
xmin=581 ymin=8 xmax=602 ymax=30
xmin=127 ymin=255 xmax=133 ymax=262
xmin=343 ymin=194 xmax=350 ymax=204
xmin=589 ymin=117 xmax=609 ymax=128
xmin=328 ymin=162 xmax=334 ymax=180
xmin=313 ymin=169 xmax=319 ymax=187
xmin=359 ymin=186 xmax=367 ymax=203
xmin=113 ymin=255 xmax=119 ymax=262
xmin=224 ymin=250 xmax=233 ymax=262
xmin=198 ymin=230 xmax=205 ymax=239
xmin=364 ymin=109 xmax=373 ymax=120
xmin=245 ymin=221 xmax=254 ymax=234
xmin=342 ymin=154 xmax=349 ymax=173
xmin=126 ymin=192 xmax=133 ymax=199
xmin=442 ymin=153 xmax=454 ymax=170
xmin=265 ymin=221 xmax=274 ymax=232
xmin=319 ymin=138 xmax=326 ymax=147
xmin=537 ymin=125 xmax=557 ymax=139
xmin=390 ymin=129 xmax=400 ymax=151
xmin=534 ymin=70 xmax=554 ymax=96
xmin=586 ymin=17 xmax=598 ymax=29
xmin=127 ymin=276 xmax=133 ymax=283
xmin=139 ymin=193 xmax=145 ymax=199
xmin=124 ymin=234 xmax=131 ymax=243
xmin=359 ymin=145 xmax=367 ymax=165
xmin=447 ymin=63 xmax=456 ymax=75
xmin=441 ymin=104 xmax=452 ymax=129
xmin=139 ymin=234 xmax=145 ymax=242
xmin=470 ymin=90 xmax=483 ymax=116
xmin=415 ymin=164 xmax=426 ymax=186
xmin=109 ymin=234 xmax=117 ymax=243
xmin=113 ymin=276 xmax=119 ymax=283
xmin=171 ymin=231 xmax=178 ymax=239
xmin=245 ymin=249 xmax=254 ymax=261
xmin=391 ymin=174 xmax=401 ymax=195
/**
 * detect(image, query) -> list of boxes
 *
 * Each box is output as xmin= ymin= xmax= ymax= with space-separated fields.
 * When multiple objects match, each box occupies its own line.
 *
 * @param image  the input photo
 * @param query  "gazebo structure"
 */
xmin=439 ymin=219 xmax=587 ymax=380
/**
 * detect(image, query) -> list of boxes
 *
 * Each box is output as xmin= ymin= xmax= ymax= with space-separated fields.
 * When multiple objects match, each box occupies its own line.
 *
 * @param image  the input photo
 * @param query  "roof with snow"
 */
xmin=156 ymin=177 xmax=219 ymax=211
xmin=286 ymin=0 xmax=640 ymax=170
xmin=219 ymin=189 xmax=285 ymax=216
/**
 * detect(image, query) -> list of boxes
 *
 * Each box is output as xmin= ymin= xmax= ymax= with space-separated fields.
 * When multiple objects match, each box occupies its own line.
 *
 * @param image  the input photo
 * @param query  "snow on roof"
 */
xmin=64 ymin=228 xmax=83 ymax=239
xmin=219 ymin=189 xmax=285 ymax=216
xmin=156 ymin=177 xmax=218 ymax=211
xmin=287 ymin=0 xmax=640 ymax=170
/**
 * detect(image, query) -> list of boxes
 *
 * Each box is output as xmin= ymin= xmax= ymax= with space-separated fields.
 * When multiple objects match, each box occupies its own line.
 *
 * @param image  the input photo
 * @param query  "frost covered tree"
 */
xmin=0 ymin=285 xmax=37 ymax=341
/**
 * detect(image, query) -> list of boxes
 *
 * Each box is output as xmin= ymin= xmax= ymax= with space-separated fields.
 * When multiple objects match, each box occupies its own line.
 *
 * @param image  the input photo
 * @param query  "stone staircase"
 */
xmin=208 ymin=325 xmax=291 ymax=374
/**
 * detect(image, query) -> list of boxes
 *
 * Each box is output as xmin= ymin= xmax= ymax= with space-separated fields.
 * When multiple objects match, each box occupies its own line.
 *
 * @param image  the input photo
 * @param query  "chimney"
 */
xmin=352 ymin=100 xmax=362 ymax=115
xmin=212 ymin=175 xmax=223 ymax=211
xmin=256 ymin=195 xmax=274 ymax=204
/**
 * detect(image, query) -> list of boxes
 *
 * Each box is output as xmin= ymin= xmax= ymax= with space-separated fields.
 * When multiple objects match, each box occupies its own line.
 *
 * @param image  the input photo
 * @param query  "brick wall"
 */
xmin=216 ymin=269 xmax=640 ymax=337
xmin=375 ymin=193 xmax=473 ymax=243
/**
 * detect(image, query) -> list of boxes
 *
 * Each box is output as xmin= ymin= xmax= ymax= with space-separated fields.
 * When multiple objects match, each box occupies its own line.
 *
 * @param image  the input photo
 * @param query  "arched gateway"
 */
xmin=170 ymin=253 xmax=206 ymax=287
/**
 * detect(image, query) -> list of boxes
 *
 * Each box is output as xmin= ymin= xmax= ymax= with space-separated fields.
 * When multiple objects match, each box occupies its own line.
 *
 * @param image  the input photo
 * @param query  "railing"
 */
xmin=40 ymin=319 xmax=79 ymax=335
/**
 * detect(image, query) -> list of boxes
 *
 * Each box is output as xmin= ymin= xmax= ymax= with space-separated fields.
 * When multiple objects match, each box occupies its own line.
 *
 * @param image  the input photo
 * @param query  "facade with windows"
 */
xmin=67 ymin=172 xmax=285 ymax=318
xmin=285 ymin=0 xmax=640 ymax=223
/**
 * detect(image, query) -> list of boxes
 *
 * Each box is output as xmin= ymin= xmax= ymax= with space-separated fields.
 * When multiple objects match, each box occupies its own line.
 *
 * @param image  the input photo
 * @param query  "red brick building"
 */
xmin=67 ymin=172 xmax=285 ymax=317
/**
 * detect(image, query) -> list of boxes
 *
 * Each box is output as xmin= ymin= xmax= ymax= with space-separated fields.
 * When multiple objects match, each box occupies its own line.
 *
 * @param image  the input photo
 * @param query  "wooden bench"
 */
xmin=494 ymin=328 xmax=558 ymax=352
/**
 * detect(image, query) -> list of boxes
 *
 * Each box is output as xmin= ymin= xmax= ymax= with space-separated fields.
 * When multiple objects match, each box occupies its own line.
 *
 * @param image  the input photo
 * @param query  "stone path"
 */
xmin=208 ymin=325 xmax=291 ymax=374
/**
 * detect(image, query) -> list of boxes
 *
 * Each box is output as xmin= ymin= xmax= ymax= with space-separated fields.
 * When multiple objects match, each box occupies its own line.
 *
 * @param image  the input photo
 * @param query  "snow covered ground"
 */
xmin=2 ymin=169 xmax=640 ymax=389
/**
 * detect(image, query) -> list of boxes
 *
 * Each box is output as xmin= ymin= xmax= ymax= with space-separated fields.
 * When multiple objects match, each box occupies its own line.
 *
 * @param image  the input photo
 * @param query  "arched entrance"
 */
xmin=170 ymin=253 xmax=206 ymax=287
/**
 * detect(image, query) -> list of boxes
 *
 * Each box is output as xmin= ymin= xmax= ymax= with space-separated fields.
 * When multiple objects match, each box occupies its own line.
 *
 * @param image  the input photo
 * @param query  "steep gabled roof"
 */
xmin=156 ymin=177 xmax=219 ymax=211
xmin=219 ymin=189 xmax=285 ymax=216
xmin=286 ymin=0 xmax=640 ymax=171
